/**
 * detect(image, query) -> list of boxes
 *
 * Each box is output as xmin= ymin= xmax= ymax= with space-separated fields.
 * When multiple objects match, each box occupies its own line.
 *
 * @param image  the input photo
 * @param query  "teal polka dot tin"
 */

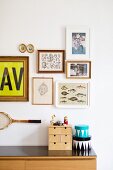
xmin=75 ymin=124 xmax=89 ymax=138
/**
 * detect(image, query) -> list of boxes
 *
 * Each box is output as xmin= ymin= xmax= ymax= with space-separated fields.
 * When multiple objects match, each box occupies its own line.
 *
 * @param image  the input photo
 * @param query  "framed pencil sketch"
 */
xmin=37 ymin=50 xmax=65 ymax=73
xmin=0 ymin=56 xmax=29 ymax=101
xmin=66 ymin=26 xmax=90 ymax=59
xmin=56 ymin=81 xmax=89 ymax=108
xmin=66 ymin=61 xmax=91 ymax=79
xmin=32 ymin=77 xmax=53 ymax=105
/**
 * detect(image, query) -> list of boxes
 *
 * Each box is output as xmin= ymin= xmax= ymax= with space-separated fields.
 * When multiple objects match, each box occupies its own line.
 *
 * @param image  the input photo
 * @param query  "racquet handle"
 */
xmin=12 ymin=119 xmax=41 ymax=123
xmin=28 ymin=120 xmax=41 ymax=123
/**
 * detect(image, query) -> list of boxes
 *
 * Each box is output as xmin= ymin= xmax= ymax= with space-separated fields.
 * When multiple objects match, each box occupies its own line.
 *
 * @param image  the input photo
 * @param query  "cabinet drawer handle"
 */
xmin=54 ymin=142 xmax=56 ymax=144
xmin=65 ymin=127 xmax=67 ymax=129
xmin=54 ymin=135 xmax=56 ymax=137
xmin=54 ymin=127 xmax=56 ymax=129
xmin=65 ymin=142 xmax=67 ymax=144
xmin=65 ymin=135 xmax=67 ymax=137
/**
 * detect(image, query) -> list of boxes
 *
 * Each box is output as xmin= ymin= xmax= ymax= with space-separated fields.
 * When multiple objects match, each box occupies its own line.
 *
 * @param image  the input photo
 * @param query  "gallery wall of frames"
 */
xmin=0 ymin=26 xmax=91 ymax=108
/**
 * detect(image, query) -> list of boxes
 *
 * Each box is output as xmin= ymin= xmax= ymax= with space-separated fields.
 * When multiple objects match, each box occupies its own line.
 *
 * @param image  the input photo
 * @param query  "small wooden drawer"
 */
xmin=26 ymin=159 xmax=96 ymax=170
xmin=49 ymin=142 xmax=72 ymax=150
xmin=61 ymin=135 xmax=72 ymax=142
xmin=49 ymin=135 xmax=60 ymax=142
xmin=0 ymin=160 xmax=25 ymax=170
xmin=49 ymin=127 xmax=72 ymax=135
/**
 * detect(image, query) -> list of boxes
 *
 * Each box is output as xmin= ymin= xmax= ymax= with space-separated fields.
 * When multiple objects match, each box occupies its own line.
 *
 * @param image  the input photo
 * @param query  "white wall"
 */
xmin=0 ymin=0 xmax=113 ymax=169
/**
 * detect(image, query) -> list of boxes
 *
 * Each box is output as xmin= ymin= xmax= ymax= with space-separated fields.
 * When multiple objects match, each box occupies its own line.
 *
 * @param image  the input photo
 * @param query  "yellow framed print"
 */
xmin=0 ymin=56 xmax=29 ymax=101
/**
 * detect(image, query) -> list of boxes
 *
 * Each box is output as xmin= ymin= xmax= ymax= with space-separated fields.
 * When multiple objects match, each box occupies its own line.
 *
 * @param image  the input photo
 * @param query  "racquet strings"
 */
xmin=0 ymin=113 xmax=10 ymax=129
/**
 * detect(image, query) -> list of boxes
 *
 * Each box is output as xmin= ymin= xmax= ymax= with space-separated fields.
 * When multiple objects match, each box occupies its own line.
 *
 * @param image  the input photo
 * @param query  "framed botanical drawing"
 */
xmin=56 ymin=81 xmax=89 ymax=108
xmin=37 ymin=50 xmax=65 ymax=73
xmin=0 ymin=56 xmax=29 ymax=101
xmin=66 ymin=61 xmax=91 ymax=79
xmin=66 ymin=26 xmax=89 ymax=59
xmin=32 ymin=77 xmax=53 ymax=105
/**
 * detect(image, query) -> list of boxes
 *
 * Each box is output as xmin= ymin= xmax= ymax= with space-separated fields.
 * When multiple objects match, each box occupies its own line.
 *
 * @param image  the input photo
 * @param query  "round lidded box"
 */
xmin=75 ymin=124 xmax=89 ymax=138
xmin=73 ymin=136 xmax=91 ymax=150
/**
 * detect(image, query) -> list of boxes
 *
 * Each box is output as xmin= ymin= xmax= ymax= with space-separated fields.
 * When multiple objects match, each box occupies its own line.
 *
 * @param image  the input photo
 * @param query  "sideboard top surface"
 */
xmin=0 ymin=146 xmax=96 ymax=160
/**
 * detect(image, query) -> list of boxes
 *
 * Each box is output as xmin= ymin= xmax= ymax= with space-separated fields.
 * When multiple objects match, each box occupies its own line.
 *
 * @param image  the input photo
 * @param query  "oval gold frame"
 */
xmin=19 ymin=44 xmax=27 ymax=53
xmin=27 ymin=44 xmax=34 ymax=53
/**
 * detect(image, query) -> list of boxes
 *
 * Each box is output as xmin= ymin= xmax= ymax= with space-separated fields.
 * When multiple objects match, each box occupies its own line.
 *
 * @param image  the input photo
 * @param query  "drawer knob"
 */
xmin=54 ymin=142 xmax=56 ymax=144
xmin=65 ymin=142 xmax=67 ymax=144
xmin=65 ymin=127 xmax=67 ymax=129
xmin=65 ymin=135 xmax=67 ymax=137
xmin=54 ymin=135 xmax=56 ymax=137
xmin=54 ymin=127 xmax=56 ymax=129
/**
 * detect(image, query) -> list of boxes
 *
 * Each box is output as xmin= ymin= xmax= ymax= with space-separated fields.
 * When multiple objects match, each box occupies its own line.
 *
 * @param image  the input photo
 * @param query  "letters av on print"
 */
xmin=32 ymin=77 xmax=53 ymax=105
xmin=37 ymin=50 xmax=65 ymax=73
xmin=0 ymin=57 xmax=29 ymax=101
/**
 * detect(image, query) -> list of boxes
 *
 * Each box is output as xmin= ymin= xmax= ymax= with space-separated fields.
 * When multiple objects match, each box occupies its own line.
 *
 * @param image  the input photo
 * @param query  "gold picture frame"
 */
xmin=66 ymin=60 xmax=91 ymax=79
xmin=32 ymin=77 xmax=54 ymax=105
xmin=37 ymin=50 xmax=65 ymax=73
xmin=0 ymin=56 xmax=29 ymax=101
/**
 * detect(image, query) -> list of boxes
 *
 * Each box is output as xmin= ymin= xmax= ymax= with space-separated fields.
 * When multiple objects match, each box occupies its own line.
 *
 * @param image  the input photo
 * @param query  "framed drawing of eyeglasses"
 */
xmin=37 ymin=50 xmax=65 ymax=73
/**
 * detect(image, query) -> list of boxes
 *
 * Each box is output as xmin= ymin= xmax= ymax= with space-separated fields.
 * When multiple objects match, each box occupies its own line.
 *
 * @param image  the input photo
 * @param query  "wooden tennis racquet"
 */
xmin=0 ymin=112 xmax=41 ymax=130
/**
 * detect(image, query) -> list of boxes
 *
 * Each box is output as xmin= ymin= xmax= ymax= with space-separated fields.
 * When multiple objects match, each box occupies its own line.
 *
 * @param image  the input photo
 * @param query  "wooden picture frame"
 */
xmin=56 ymin=81 xmax=89 ymax=108
xmin=0 ymin=56 xmax=29 ymax=101
xmin=32 ymin=77 xmax=54 ymax=105
xmin=66 ymin=26 xmax=90 ymax=59
xmin=37 ymin=50 xmax=65 ymax=73
xmin=66 ymin=61 xmax=91 ymax=79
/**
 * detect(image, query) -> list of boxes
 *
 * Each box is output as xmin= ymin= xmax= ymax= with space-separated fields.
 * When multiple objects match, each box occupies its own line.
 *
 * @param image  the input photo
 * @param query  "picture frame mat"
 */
xmin=66 ymin=26 xmax=90 ymax=59
xmin=37 ymin=50 xmax=65 ymax=73
xmin=32 ymin=77 xmax=54 ymax=105
xmin=55 ymin=80 xmax=90 ymax=108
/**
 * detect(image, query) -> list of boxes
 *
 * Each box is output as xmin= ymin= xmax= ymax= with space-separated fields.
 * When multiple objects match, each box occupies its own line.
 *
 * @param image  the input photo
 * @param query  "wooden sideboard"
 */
xmin=0 ymin=146 xmax=96 ymax=170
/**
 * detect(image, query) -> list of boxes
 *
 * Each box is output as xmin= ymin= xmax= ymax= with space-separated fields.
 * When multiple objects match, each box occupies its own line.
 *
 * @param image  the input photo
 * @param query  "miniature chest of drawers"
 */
xmin=48 ymin=125 xmax=72 ymax=150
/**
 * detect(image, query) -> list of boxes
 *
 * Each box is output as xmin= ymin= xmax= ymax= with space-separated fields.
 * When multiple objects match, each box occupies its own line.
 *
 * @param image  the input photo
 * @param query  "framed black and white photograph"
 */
xmin=66 ymin=26 xmax=90 ymax=59
xmin=56 ymin=81 xmax=89 ymax=108
xmin=37 ymin=50 xmax=65 ymax=73
xmin=66 ymin=61 xmax=91 ymax=79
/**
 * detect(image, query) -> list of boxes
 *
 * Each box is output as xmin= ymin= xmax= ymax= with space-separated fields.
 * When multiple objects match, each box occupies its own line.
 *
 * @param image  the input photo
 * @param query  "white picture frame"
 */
xmin=55 ymin=81 xmax=89 ymax=108
xmin=66 ymin=26 xmax=90 ymax=59
xmin=32 ymin=77 xmax=54 ymax=105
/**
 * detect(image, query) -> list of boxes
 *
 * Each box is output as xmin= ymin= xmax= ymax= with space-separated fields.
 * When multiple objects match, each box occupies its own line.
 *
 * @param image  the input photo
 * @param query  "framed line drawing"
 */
xmin=56 ymin=81 xmax=89 ymax=108
xmin=0 ymin=56 xmax=29 ymax=101
xmin=66 ymin=26 xmax=90 ymax=59
xmin=37 ymin=50 xmax=65 ymax=73
xmin=32 ymin=77 xmax=53 ymax=105
xmin=66 ymin=61 xmax=91 ymax=79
